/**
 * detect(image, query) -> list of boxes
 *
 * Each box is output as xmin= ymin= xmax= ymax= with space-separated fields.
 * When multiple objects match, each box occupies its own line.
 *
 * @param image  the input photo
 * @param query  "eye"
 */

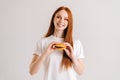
xmin=64 ymin=18 xmax=68 ymax=21
xmin=56 ymin=16 xmax=61 ymax=19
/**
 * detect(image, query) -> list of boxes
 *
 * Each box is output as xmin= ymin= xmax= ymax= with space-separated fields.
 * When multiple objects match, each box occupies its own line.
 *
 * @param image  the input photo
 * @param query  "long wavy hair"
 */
xmin=45 ymin=6 xmax=73 ymax=70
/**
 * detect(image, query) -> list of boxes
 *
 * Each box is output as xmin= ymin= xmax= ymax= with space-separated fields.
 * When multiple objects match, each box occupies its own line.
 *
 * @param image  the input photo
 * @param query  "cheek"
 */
xmin=66 ymin=21 xmax=68 ymax=26
xmin=53 ymin=19 xmax=57 ymax=25
xmin=54 ymin=18 xmax=58 ymax=24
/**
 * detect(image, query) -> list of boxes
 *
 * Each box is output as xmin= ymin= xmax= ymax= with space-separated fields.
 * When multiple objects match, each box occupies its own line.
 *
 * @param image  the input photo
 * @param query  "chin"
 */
xmin=57 ymin=27 xmax=67 ymax=31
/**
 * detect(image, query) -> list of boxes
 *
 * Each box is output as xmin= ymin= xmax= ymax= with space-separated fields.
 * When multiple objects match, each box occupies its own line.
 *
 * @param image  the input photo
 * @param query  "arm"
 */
xmin=63 ymin=42 xmax=85 ymax=75
xmin=29 ymin=51 xmax=49 ymax=76
xmin=72 ymin=57 xmax=84 ymax=75
xmin=29 ymin=42 xmax=56 ymax=76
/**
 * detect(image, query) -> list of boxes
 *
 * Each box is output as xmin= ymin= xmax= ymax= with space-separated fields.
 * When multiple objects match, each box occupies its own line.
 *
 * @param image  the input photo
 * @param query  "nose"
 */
xmin=60 ymin=18 xmax=64 ymax=23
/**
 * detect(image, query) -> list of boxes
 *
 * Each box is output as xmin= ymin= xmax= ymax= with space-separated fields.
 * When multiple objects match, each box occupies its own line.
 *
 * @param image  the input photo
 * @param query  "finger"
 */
xmin=64 ymin=42 xmax=72 ymax=48
xmin=49 ymin=42 xmax=60 ymax=49
xmin=64 ymin=42 xmax=73 ymax=51
xmin=64 ymin=48 xmax=70 ymax=55
xmin=49 ymin=42 xmax=57 ymax=47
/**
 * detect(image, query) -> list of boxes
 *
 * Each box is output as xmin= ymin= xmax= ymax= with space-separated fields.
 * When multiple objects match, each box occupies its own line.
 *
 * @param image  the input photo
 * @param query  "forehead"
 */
xmin=55 ymin=10 xmax=68 ymax=17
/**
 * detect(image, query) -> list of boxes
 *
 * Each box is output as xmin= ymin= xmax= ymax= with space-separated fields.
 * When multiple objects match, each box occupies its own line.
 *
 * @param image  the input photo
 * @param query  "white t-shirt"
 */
xmin=33 ymin=35 xmax=84 ymax=80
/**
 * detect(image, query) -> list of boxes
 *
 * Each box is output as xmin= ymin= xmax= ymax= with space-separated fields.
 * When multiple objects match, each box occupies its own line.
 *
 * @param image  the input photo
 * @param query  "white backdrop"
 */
xmin=0 ymin=0 xmax=120 ymax=80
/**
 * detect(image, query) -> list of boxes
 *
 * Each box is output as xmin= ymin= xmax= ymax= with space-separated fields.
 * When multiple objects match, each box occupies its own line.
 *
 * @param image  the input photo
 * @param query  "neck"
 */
xmin=53 ymin=29 xmax=64 ymax=38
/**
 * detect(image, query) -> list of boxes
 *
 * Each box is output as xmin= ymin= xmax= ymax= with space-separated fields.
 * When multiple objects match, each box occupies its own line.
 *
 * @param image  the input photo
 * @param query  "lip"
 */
xmin=57 ymin=23 xmax=65 ymax=27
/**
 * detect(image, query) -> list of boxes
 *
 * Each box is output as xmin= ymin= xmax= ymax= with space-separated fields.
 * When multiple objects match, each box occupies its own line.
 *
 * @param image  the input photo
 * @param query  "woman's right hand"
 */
xmin=45 ymin=42 xmax=57 ymax=56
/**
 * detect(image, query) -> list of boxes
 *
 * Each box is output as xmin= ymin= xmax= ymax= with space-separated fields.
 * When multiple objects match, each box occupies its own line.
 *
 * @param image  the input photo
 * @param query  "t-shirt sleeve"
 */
xmin=74 ymin=40 xmax=85 ymax=59
xmin=33 ymin=39 xmax=43 ymax=56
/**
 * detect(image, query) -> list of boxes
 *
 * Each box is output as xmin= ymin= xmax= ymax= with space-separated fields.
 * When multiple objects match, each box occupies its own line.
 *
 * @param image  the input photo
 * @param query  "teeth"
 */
xmin=58 ymin=23 xmax=64 ymax=27
xmin=58 ymin=23 xmax=61 ymax=26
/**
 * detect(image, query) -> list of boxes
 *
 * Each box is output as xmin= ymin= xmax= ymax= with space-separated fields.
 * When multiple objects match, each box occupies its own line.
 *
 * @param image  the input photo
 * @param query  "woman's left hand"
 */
xmin=63 ymin=42 xmax=75 ymax=60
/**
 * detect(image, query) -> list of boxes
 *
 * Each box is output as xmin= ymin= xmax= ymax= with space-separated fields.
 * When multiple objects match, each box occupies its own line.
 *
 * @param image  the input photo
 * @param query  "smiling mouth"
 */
xmin=57 ymin=23 xmax=65 ymax=27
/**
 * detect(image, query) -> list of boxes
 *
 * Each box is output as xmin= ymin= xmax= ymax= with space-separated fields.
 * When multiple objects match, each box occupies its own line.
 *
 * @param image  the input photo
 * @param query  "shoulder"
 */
xmin=36 ymin=36 xmax=51 ymax=43
xmin=73 ymin=39 xmax=83 ymax=47
xmin=37 ymin=37 xmax=45 ymax=42
xmin=73 ymin=39 xmax=85 ymax=58
xmin=73 ymin=39 xmax=83 ymax=52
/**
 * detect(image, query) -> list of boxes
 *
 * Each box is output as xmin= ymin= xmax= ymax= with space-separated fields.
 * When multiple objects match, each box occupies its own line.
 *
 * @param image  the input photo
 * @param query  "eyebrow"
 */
xmin=56 ymin=14 xmax=68 ymax=18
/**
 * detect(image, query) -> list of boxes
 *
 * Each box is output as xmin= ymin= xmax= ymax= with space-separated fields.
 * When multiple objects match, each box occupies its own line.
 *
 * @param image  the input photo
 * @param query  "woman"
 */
xmin=29 ymin=6 xmax=85 ymax=80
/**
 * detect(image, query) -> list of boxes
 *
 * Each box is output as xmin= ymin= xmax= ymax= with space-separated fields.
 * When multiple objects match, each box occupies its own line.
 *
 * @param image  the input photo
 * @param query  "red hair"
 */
xmin=45 ymin=6 xmax=73 ymax=69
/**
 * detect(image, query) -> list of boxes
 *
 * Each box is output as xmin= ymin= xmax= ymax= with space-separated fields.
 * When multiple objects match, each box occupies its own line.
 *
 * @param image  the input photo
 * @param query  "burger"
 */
xmin=54 ymin=43 xmax=66 ymax=50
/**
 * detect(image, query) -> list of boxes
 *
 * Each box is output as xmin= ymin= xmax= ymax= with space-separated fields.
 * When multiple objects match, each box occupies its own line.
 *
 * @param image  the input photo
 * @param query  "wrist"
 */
xmin=44 ymin=50 xmax=51 ymax=56
xmin=71 ymin=56 xmax=77 ymax=63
